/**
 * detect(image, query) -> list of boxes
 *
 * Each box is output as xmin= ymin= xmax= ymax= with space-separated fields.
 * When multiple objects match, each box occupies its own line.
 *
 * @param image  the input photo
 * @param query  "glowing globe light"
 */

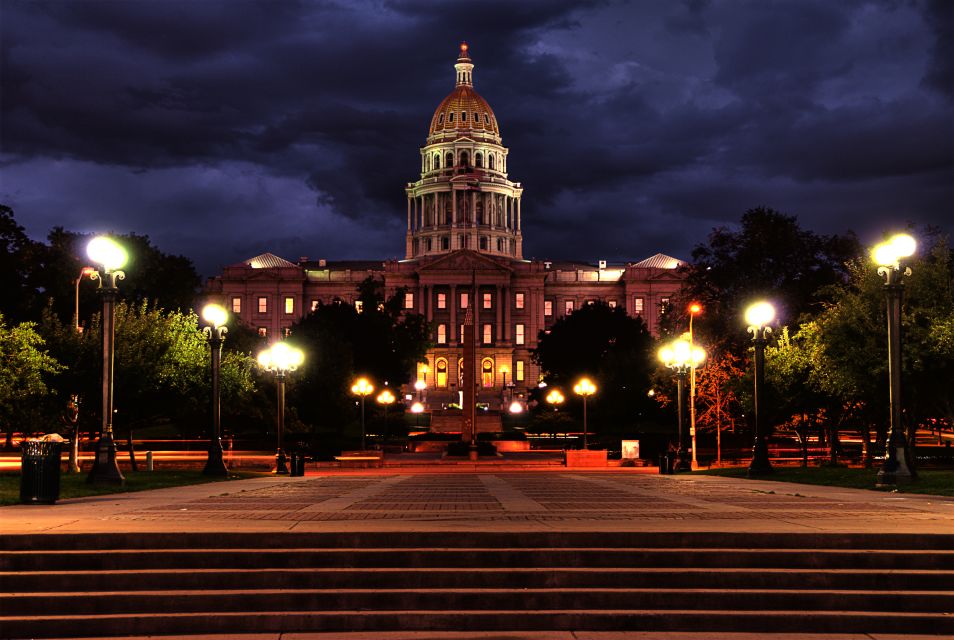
xmin=410 ymin=401 xmax=424 ymax=414
xmin=201 ymin=303 xmax=228 ymax=329
xmin=87 ymin=236 xmax=128 ymax=272
xmin=546 ymin=389 xmax=565 ymax=405
xmin=351 ymin=377 xmax=374 ymax=397
xmin=257 ymin=342 xmax=304 ymax=372
xmin=872 ymin=233 xmax=917 ymax=268
xmin=377 ymin=389 xmax=395 ymax=405
xmin=744 ymin=301 xmax=776 ymax=330
xmin=573 ymin=377 xmax=596 ymax=397
xmin=509 ymin=401 xmax=523 ymax=414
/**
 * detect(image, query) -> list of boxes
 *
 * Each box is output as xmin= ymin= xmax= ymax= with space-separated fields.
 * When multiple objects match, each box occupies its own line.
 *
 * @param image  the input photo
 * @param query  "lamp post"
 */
xmin=257 ymin=342 xmax=304 ymax=475
xmin=688 ymin=303 xmax=702 ymax=468
xmin=201 ymin=303 xmax=229 ymax=476
xmin=872 ymin=233 xmax=918 ymax=485
xmin=86 ymin=236 xmax=127 ymax=485
xmin=745 ymin=301 xmax=776 ymax=476
xmin=74 ymin=266 xmax=94 ymax=333
xmin=572 ymin=377 xmax=597 ymax=449
xmin=546 ymin=389 xmax=564 ymax=411
xmin=659 ymin=338 xmax=706 ymax=472
xmin=376 ymin=388 xmax=395 ymax=441
xmin=414 ymin=378 xmax=426 ymax=403
xmin=351 ymin=377 xmax=374 ymax=451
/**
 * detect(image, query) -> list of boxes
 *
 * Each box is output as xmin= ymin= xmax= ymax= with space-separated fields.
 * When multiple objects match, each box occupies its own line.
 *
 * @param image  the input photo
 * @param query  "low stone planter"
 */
xmin=565 ymin=449 xmax=608 ymax=467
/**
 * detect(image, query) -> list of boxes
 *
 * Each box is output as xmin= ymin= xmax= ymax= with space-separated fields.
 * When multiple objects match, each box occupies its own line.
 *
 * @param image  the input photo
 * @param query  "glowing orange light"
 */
xmin=689 ymin=303 xmax=702 ymax=315
xmin=460 ymin=42 xmax=469 ymax=53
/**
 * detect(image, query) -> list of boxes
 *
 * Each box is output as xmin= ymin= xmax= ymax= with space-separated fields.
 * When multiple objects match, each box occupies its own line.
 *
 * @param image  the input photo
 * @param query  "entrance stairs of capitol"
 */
xmin=1 ymin=531 xmax=953 ymax=638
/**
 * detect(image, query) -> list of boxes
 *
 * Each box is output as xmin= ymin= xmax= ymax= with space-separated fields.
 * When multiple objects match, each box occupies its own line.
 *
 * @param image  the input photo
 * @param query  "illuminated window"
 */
xmin=565 ymin=300 xmax=574 ymax=315
xmin=482 ymin=358 xmax=494 ymax=387
xmin=660 ymin=297 xmax=671 ymax=314
xmin=437 ymin=323 xmax=447 ymax=344
xmin=608 ymin=300 xmax=617 ymax=308
xmin=460 ymin=292 xmax=469 ymax=308
xmin=258 ymin=297 xmax=268 ymax=314
xmin=483 ymin=292 xmax=492 ymax=309
xmin=459 ymin=325 xmax=464 ymax=342
xmin=405 ymin=292 xmax=414 ymax=309
xmin=257 ymin=327 xmax=267 ymax=337
xmin=634 ymin=297 xmax=644 ymax=314
xmin=436 ymin=358 xmax=448 ymax=388
xmin=515 ymin=292 xmax=525 ymax=309
xmin=516 ymin=360 xmax=525 ymax=382
xmin=231 ymin=297 xmax=241 ymax=313
xmin=355 ymin=300 xmax=364 ymax=314
xmin=515 ymin=323 xmax=525 ymax=345
xmin=437 ymin=293 xmax=446 ymax=309
xmin=311 ymin=299 xmax=319 ymax=311
xmin=544 ymin=300 xmax=553 ymax=317
xmin=284 ymin=297 xmax=294 ymax=314
xmin=482 ymin=324 xmax=493 ymax=344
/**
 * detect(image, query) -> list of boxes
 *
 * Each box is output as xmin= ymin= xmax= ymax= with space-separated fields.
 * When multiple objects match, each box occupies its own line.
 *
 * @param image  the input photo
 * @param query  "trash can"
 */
xmin=20 ymin=440 xmax=64 ymax=504
xmin=658 ymin=453 xmax=672 ymax=475
xmin=289 ymin=453 xmax=306 ymax=477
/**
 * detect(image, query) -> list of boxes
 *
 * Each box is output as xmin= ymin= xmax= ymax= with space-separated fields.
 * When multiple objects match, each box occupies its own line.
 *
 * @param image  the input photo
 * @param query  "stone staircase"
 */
xmin=1 ymin=531 xmax=952 ymax=637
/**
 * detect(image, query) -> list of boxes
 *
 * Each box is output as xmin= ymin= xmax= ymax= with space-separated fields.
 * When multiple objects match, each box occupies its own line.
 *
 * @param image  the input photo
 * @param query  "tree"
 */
xmin=0 ymin=205 xmax=43 ymax=323
xmin=693 ymin=351 xmax=746 ymax=464
xmin=0 ymin=313 xmax=63 ymax=447
xmin=532 ymin=302 xmax=659 ymax=437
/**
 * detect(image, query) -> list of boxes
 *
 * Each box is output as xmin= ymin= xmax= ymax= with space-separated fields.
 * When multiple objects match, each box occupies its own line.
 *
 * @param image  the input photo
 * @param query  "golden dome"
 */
xmin=427 ymin=43 xmax=500 ymax=139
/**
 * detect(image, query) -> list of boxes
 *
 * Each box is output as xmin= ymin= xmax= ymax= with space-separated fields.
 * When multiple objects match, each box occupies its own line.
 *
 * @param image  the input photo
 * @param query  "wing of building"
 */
xmin=206 ymin=42 xmax=686 ymax=409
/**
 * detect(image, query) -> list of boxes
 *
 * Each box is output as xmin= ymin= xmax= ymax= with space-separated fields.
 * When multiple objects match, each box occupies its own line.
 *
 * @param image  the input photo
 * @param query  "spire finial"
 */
xmin=455 ymin=41 xmax=473 ymax=86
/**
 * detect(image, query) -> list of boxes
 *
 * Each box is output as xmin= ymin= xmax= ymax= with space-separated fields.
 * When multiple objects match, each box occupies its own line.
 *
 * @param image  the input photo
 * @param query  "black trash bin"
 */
xmin=289 ymin=453 xmax=306 ymax=477
xmin=658 ymin=453 xmax=672 ymax=475
xmin=20 ymin=440 xmax=64 ymax=504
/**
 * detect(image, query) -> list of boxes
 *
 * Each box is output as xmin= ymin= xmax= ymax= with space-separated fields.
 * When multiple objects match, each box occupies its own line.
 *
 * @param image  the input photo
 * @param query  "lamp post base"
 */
xmin=876 ymin=446 xmax=916 ymax=486
xmin=275 ymin=449 xmax=289 ymax=475
xmin=674 ymin=447 xmax=692 ymax=472
xmin=86 ymin=433 xmax=125 ymax=485
xmin=203 ymin=440 xmax=229 ymax=476
xmin=748 ymin=439 xmax=774 ymax=477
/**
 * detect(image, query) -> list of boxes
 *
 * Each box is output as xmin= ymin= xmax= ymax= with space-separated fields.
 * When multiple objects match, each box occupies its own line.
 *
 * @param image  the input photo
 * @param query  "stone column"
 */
xmin=517 ymin=197 xmax=521 ymax=231
xmin=451 ymin=189 xmax=457 ymax=227
xmin=407 ymin=197 xmax=411 ymax=232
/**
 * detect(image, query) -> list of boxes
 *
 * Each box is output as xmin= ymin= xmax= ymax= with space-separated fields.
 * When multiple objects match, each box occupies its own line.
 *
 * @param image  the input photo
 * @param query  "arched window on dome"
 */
xmin=474 ymin=112 xmax=479 ymax=125
xmin=461 ymin=112 xmax=467 ymax=122
xmin=485 ymin=114 xmax=490 ymax=124
xmin=446 ymin=152 xmax=454 ymax=167
xmin=425 ymin=156 xmax=430 ymax=172
xmin=475 ymin=152 xmax=483 ymax=168
xmin=434 ymin=154 xmax=440 ymax=169
xmin=438 ymin=113 xmax=444 ymax=125
xmin=448 ymin=112 xmax=455 ymax=122
xmin=488 ymin=155 xmax=495 ymax=170
xmin=460 ymin=151 xmax=469 ymax=167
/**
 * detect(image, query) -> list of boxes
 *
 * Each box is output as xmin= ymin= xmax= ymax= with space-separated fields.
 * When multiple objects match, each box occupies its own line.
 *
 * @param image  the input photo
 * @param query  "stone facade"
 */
xmin=205 ymin=43 xmax=684 ymax=409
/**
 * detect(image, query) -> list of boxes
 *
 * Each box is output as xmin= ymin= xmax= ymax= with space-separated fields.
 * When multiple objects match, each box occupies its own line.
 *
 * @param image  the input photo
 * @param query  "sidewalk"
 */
xmin=3 ymin=470 xmax=952 ymax=535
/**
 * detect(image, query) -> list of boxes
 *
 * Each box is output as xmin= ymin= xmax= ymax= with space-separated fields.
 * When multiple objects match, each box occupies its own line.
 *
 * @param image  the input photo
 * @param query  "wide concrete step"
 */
xmin=6 ymin=588 xmax=953 ymax=616
xmin=6 ymin=567 xmax=952 ymax=592
xmin=5 ymin=609 xmax=953 ymax=639
xmin=4 ymin=548 xmax=950 ymax=572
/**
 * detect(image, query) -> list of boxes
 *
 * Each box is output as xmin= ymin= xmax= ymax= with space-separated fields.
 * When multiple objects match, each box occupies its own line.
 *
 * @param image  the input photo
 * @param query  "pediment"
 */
xmin=417 ymin=249 xmax=512 ymax=273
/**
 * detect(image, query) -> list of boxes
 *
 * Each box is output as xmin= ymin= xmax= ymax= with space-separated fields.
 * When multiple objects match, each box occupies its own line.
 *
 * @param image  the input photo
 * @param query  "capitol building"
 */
xmin=207 ymin=43 xmax=683 ymax=409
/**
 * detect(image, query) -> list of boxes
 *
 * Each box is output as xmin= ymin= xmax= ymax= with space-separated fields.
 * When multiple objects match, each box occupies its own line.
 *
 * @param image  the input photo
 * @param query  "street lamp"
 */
xmin=351 ymin=377 xmax=374 ymax=451
xmin=201 ymin=303 xmax=229 ymax=476
xmin=872 ymin=232 xmax=917 ymax=485
xmin=74 ymin=266 xmax=94 ymax=333
xmin=376 ymin=388 xmax=395 ymax=441
xmin=688 ymin=303 xmax=703 ymax=468
xmin=546 ymin=389 xmax=565 ymax=410
xmin=658 ymin=338 xmax=705 ymax=472
xmin=572 ymin=377 xmax=597 ymax=449
xmin=86 ymin=236 xmax=128 ymax=485
xmin=414 ymin=378 xmax=426 ymax=403
xmin=745 ymin=300 xmax=776 ymax=476
xmin=257 ymin=342 xmax=304 ymax=474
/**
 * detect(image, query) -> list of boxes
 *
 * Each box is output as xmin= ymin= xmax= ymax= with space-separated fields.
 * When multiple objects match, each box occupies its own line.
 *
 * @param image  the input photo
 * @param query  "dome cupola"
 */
xmin=428 ymin=42 xmax=500 ymax=142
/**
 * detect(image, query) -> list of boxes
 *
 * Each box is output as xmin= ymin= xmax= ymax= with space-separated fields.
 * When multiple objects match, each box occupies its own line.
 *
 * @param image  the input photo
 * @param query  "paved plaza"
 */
xmin=4 ymin=469 xmax=953 ymax=535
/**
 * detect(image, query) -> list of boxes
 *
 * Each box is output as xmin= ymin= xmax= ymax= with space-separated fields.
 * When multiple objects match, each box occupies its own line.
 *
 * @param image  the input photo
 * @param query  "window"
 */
xmin=460 ymin=292 xmax=469 ymax=308
xmin=479 ymin=236 xmax=488 ymax=250
xmin=515 ymin=323 xmax=525 ymax=346
xmin=231 ymin=297 xmax=241 ymax=313
xmin=405 ymin=292 xmax=414 ymax=309
xmin=484 ymin=114 xmax=490 ymax=124
xmin=461 ymin=111 xmax=467 ymax=121
xmin=449 ymin=112 xmax=455 ymax=122
xmin=482 ymin=323 xmax=493 ymax=344
xmin=441 ymin=236 xmax=449 ymax=250
xmin=438 ymin=113 xmax=444 ymax=124
xmin=608 ymin=300 xmax=617 ymax=308
xmin=516 ymin=360 xmax=525 ymax=382
xmin=311 ymin=299 xmax=319 ymax=311
xmin=515 ymin=292 xmax=525 ymax=309
xmin=565 ymin=300 xmax=574 ymax=315
xmin=660 ymin=297 xmax=671 ymax=314
xmin=489 ymin=155 xmax=495 ymax=170
xmin=257 ymin=327 xmax=267 ymax=337
xmin=355 ymin=300 xmax=364 ymax=314
xmin=634 ymin=297 xmax=645 ymax=315
xmin=258 ymin=297 xmax=268 ymax=314
xmin=446 ymin=152 xmax=454 ymax=167
xmin=437 ymin=323 xmax=447 ymax=344
xmin=434 ymin=154 xmax=441 ymax=169
xmin=437 ymin=293 xmax=446 ymax=309
xmin=544 ymin=300 xmax=553 ymax=317
xmin=473 ymin=112 xmax=479 ymax=124
xmin=481 ymin=358 xmax=494 ymax=387
xmin=436 ymin=358 xmax=448 ymax=388
xmin=459 ymin=325 xmax=464 ymax=342
xmin=284 ymin=297 xmax=294 ymax=314
xmin=483 ymin=292 xmax=492 ymax=309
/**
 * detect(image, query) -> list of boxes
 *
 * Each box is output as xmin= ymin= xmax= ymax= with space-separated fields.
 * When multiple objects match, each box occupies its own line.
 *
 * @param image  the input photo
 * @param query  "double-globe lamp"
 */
xmin=86 ymin=236 xmax=128 ymax=485
xmin=658 ymin=338 xmax=706 ymax=472
xmin=572 ymin=378 xmax=597 ymax=449
xmin=351 ymin=377 xmax=374 ymax=451
xmin=257 ymin=342 xmax=304 ymax=474
xmin=872 ymin=233 xmax=917 ymax=485
xmin=745 ymin=300 xmax=776 ymax=476
xmin=376 ymin=388 xmax=396 ymax=440
xmin=200 ymin=303 xmax=229 ymax=476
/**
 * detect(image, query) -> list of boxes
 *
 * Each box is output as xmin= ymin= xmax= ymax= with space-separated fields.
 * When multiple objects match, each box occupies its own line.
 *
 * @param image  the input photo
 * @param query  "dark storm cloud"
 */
xmin=1 ymin=0 xmax=951 ymax=276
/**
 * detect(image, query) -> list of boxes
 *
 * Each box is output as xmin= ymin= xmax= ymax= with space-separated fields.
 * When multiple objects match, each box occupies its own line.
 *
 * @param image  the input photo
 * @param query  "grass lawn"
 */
xmin=696 ymin=465 xmax=954 ymax=497
xmin=0 ymin=469 xmax=267 ymax=506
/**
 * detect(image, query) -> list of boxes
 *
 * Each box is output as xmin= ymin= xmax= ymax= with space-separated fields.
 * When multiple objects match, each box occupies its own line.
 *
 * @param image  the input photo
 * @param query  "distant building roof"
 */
xmin=301 ymin=260 xmax=386 ymax=271
xmin=632 ymin=253 xmax=685 ymax=269
xmin=242 ymin=253 xmax=299 ymax=269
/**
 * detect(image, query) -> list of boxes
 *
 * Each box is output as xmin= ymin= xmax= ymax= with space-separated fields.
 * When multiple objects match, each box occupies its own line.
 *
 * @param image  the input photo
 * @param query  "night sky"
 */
xmin=2 ymin=0 xmax=952 ymax=277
